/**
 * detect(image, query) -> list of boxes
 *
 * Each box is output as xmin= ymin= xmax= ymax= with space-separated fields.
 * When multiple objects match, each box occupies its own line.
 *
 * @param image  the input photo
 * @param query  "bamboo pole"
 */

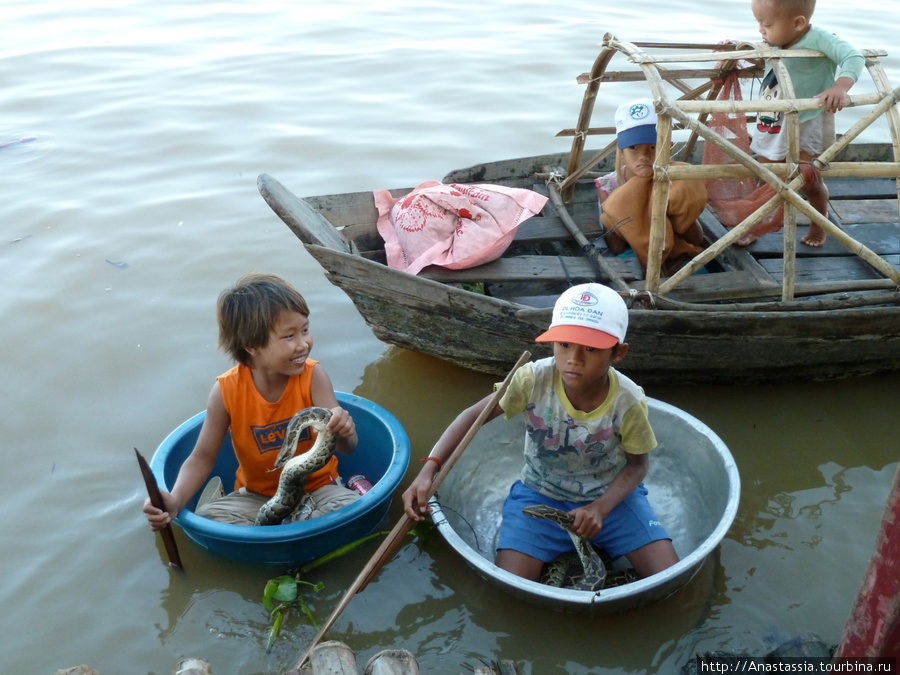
xmin=562 ymin=42 xmax=617 ymax=202
xmin=647 ymin=113 xmax=673 ymax=291
xmin=624 ymin=39 xmax=676 ymax=292
xmin=660 ymin=161 xmax=900 ymax=180
xmin=676 ymin=90 xmax=892 ymax=114
xmin=291 ymin=352 xmax=531 ymax=671
xmin=545 ymin=181 xmax=632 ymax=293
xmin=771 ymin=57 xmax=800 ymax=302
xmin=866 ymin=59 xmax=900 ymax=243
xmin=580 ymin=67 xmax=760 ymax=84
xmin=619 ymin=45 xmax=886 ymax=65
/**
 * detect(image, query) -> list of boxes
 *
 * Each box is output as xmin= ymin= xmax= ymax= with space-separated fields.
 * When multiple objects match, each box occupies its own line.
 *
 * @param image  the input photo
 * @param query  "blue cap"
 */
xmin=615 ymin=99 xmax=658 ymax=149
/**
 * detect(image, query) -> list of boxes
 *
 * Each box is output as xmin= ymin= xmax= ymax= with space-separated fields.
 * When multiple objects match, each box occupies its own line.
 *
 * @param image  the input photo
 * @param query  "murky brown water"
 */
xmin=2 ymin=1 xmax=898 ymax=673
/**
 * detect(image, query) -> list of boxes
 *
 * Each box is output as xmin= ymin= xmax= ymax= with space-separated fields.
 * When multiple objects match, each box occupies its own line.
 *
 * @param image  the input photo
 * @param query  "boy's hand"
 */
xmin=326 ymin=406 xmax=355 ymax=439
xmin=568 ymin=502 xmax=606 ymax=539
xmin=143 ymin=491 xmax=178 ymax=532
xmin=401 ymin=473 xmax=436 ymax=521
xmin=816 ymin=77 xmax=854 ymax=113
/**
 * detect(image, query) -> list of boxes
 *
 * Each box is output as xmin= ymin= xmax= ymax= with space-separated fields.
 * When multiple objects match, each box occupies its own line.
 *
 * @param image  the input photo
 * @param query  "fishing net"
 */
xmin=703 ymin=69 xmax=784 ymax=241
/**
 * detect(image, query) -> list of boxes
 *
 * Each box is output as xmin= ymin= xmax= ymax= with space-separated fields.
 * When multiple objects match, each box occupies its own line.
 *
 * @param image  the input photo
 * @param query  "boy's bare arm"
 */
xmin=143 ymin=383 xmax=229 ymax=530
xmin=402 ymin=394 xmax=504 ymax=520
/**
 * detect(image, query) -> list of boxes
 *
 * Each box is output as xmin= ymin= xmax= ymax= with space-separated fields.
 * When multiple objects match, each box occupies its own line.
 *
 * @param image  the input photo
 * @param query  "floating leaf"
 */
xmin=271 ymin=575 xmax=298 ymax=603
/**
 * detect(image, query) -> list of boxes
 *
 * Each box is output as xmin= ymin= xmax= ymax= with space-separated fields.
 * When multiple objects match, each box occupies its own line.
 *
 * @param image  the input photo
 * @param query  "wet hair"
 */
xmin=759 ymin=0 xmax=816 ymax=19
xmin=216 ymin=273 xmax=310 ymax=366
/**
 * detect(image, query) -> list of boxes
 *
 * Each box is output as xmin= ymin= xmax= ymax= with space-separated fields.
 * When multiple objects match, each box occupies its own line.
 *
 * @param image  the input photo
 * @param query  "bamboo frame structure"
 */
xmin=558 ymin=34 xmax=900 ymax=300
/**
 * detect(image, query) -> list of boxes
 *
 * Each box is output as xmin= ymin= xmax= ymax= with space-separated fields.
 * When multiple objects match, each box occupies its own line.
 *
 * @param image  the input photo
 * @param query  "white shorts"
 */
xmin=750 ymin=111 xmax=835 ymax=160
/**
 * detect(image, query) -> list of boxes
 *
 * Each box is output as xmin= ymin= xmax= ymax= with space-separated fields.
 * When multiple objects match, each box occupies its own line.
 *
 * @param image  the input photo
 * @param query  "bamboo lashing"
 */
xmin=558 ymin=35 xmax=900 ymax=297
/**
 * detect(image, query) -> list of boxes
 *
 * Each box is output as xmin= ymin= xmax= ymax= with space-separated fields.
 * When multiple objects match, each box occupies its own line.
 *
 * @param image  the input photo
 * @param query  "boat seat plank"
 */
xmin=747 ymin=222 xmax=900 ymax=258
xmin=420 ymin=255 xmax=635 ymax=284
xmin=631 ymin=269 xmax=780 ymax=302
xmin=697 ymin=210 xmax=777 ymax=284
xmin=509 ymin=269 xmax=781 ymax=306
xmin=307 ymin=189 xmax=410 ymax=230
xmin=516 ymin=216 xmax=602 ymax=243
xmin=825 ymin=177 xmax=899 ymax=200
xmin=830 ymin=199 xmax=899 ymax=225
xmin=758 ymin=254 xmax=900 ymax=284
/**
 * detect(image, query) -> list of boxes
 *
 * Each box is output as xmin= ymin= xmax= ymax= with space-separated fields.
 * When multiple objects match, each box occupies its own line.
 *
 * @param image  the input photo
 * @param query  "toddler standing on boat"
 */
xmin=745 ymin=0 xmax=864 ymax=246
xmin=402 ymin=283 xmax=678 ymax=582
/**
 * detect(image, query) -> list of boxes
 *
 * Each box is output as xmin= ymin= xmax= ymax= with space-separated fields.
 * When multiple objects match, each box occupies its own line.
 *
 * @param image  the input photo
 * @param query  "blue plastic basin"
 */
xmin=150 ymin=392 xmax=410 ymax=565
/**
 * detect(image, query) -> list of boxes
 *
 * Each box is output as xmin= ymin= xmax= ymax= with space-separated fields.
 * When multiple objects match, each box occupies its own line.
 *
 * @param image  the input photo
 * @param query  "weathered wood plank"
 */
xmin=258 ymin=175 xmax=354 ymax=252
xmin=420 ymin=255 xmax=634 ymax=283
xmin=632 ymin=269 xmax=780 ymax=302
xmin=825 ymin=176 xmax=899 ymax=200
xmin=697 ymin=210 xmax=776 ymax=284
xmin=758 ymin=254 xmax=900 ymax=284
xmin=514 ymin=216 xmax=602 ymax=244
xmin=830 ymin=199 xmax=899 ymax=225
xmin=748 ymin=223 xmax=900 ymax=257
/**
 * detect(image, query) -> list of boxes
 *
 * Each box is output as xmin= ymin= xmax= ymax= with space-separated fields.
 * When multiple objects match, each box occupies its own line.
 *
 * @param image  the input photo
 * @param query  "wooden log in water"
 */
xmin=294 ymin=640 xmax=358 ymax=674
xmin=173 ymin=659 xmax=213 ymax=675
xmin=364 ymin=648 xmax=419 ymax=675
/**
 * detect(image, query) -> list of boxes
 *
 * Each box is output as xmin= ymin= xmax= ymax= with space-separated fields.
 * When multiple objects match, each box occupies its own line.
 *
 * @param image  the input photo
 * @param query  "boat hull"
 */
xmin=307 ymin=244 xmax=900 ymax=384
xmin=429 ymin=398 xmax=740 ymax=612
xmin=150 ymin=393 xmax=410 ymax=566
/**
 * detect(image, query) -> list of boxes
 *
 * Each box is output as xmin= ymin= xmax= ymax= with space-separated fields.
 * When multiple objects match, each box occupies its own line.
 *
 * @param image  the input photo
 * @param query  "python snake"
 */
xmin=255 ymin=407 xmax=336 ymax=526
xmin=522 ymin=503 xmax=609 ymax=591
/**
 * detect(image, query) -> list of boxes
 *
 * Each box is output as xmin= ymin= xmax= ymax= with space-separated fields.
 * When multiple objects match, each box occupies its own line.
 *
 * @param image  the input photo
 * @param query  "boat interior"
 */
xmin=298 ymin=37 xmax=900 ymax=311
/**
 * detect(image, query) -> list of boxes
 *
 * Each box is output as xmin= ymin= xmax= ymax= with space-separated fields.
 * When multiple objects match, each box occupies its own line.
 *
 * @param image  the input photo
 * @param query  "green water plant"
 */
xmin=262 ymin=519 xmax=437 ymax=651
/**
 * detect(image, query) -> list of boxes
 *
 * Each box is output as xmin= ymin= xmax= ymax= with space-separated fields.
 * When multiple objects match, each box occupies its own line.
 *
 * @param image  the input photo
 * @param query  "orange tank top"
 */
xmin=217 ymin=360 xmax=339 ymax=496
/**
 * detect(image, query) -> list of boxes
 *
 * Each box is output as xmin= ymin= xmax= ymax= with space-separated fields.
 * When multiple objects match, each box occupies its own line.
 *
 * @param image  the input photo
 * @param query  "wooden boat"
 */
xmin=258 ymin=36 xmax=900 ymax=385
xmin=149 ymin=393 xmax=410 ymax=566
xmin=429 ymin=397 xmax=740 ymax=613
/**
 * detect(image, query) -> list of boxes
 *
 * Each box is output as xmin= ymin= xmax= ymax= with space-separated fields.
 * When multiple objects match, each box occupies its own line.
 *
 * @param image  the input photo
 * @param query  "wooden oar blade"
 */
xmin=135 ymin=447 xmax=183 ymax=570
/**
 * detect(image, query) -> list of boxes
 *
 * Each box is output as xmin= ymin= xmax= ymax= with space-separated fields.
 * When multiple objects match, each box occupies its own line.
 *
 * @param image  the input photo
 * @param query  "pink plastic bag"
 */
xmin=374 ymin=181 xmax=548 ymax=275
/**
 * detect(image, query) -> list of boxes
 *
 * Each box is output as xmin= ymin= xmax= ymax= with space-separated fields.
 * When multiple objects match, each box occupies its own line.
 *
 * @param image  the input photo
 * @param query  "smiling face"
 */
xmin=246 ymin=310 xmax=313 ymax=377
xmin=622 ymin=143 xmax=656 ymax=179
xmin=751 ymin=0 xmax=809 ymax=48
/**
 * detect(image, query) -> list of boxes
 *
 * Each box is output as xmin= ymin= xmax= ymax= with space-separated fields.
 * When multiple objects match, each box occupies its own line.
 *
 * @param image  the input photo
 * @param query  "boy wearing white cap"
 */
xmin=402 ymin=283 xmax=678 ymax=582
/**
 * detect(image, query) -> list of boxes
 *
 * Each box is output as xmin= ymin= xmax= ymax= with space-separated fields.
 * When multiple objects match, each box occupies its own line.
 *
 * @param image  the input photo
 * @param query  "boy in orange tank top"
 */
xmin=143 ymin=274 xmax=359 ymax=528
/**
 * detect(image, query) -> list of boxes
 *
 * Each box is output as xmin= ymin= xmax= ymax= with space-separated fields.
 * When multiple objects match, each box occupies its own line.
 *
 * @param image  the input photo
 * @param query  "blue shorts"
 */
xmin=497 ymin=480 xmax=671 ymax=562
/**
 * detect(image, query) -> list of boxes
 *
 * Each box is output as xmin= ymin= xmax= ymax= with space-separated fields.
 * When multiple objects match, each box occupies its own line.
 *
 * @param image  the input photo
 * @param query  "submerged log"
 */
xmin=364 ymin=648 xmax=419 ymax=675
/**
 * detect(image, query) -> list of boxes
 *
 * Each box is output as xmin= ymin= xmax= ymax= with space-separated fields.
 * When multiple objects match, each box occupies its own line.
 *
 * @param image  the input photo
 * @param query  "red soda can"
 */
xmin=347 ymin=474 xmax=374 ymax=495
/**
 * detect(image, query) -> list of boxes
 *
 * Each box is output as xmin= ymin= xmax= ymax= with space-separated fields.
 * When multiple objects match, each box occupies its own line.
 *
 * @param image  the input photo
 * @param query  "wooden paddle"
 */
xmin=135 ymin=447 xmax=184 ymax=569
xmin=291 ymin=350 xmax=531 ymax=669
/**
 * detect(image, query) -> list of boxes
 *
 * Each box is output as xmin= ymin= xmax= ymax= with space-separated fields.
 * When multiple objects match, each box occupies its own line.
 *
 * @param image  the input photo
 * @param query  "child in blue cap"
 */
xmin=596 ymin=98 xmax=707 ymax=276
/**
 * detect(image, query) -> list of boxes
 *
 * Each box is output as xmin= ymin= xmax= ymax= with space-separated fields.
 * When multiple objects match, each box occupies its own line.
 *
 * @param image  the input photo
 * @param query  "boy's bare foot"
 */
xmin=801 ymin=223 xmax=826 ymax=247
xmin=735 ymin=233 xmax=758 ymax=247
